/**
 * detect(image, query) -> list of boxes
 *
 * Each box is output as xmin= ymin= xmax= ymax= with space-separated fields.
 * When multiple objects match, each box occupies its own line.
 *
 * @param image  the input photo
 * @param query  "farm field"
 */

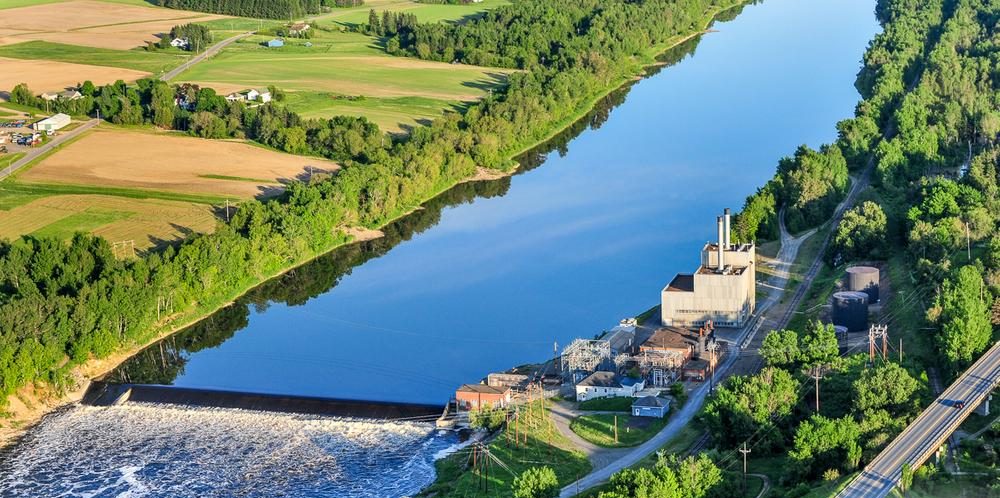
xmin=283 ymin=93 xmax=462 ymax=134
xmin=18 ymin=128 xmax=339 ymax=199
xmin=178 ymin=30 xmax=508 ymax=130
xmin=316 ymin=0 xmax=509 ymax=26
xmin=0 ymin=192 xmax=218 ymax=251
xmin=0 ymin=57 xmax=150 ymax=95
xmin=0 ymin=41 xmax=190 ymax=74
xmin=179 ymin=30 xmax=507 ymax=99
xmin=0 ymin=0 xmax=224 ymax=50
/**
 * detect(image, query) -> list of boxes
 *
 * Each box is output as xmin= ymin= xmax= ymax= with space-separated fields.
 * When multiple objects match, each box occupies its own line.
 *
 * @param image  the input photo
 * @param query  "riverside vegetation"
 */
xmin=0 ymin=0 xmax=753 ymax=437
xmin=699 ymin=0 xmax=1000 ymax=494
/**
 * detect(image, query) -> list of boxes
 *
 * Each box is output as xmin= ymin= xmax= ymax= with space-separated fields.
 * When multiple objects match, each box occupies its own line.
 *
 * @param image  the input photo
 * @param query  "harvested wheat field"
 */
xmin=0 ymin=194 xmax=218 ymax=250
xmin=0 ymin=57 xmax=149 ymax=94
xmin=20 ymin=128 xmax=339 ymax=199
xmin=0 ymin=0 xmax=224 ymax=50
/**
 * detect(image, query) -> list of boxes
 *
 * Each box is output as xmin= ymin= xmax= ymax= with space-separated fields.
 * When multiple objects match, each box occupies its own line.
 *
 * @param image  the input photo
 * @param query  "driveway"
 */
xmin=160 ymin=32 xmax=253 ymax=82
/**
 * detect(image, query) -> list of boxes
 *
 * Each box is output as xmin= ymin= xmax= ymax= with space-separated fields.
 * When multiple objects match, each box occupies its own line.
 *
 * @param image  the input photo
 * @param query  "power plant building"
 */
xmin=661 ymin=209 xmax=756 ymax=328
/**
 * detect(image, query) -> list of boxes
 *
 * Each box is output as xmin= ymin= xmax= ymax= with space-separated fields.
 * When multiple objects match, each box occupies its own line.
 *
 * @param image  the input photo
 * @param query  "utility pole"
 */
xmin=810 ymin=366 xmax=823 ymax=414
xmin=739 ymin=443 xmax=752 ymax=496
xmin=899 ymin=338 xmax=903 ymax=363
xmin=225 ymin=199 xmax=230 ymax=222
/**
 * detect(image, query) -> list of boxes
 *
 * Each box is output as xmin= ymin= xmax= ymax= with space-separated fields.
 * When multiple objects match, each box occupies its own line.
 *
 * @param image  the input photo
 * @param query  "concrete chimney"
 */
xmin=724 ymin=208 xmax=731 ymax=248
xmin=717 ymin=216 xmax=725 ymax=271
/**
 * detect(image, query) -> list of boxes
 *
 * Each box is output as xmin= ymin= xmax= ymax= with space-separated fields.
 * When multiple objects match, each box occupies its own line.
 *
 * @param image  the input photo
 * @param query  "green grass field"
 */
xmin=178 ymin=30 xmax=507 ymax=130
xmin=0 ymin=41 xmax=190 ymax=74
xmin=29 ymin=208 xmax=133 ymax=239
xmin=577 ymin=396 xmax=633 ymax=411
xmin=0 ymin=0 xmax=63 ymax=9
xmin=319 ymin=0 xmax=509 ymax=26
xmin=570 ymin=413 xmax=667 ymax=448
xmin=284 ymin=92 xmax=462 ymax=133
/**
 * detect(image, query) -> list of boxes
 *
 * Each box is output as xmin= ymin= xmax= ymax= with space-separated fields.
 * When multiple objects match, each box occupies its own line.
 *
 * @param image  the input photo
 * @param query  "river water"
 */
xmin=1 ymin=0 xmax=879 ymax=496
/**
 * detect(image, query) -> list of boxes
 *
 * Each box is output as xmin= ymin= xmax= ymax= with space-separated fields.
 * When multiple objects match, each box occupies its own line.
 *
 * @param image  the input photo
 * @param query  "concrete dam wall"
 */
xmin=82 ymin=382 xmax=445 ymax=420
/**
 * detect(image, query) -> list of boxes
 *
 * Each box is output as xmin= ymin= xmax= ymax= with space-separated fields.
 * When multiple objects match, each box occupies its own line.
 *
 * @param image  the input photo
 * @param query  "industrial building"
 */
xmin=661 ymin=208 xmax=756 ymax=328
xmin=455 ymin=384 xmax=512 ymax=411
xmin=33 ymin=113 xmax=70 ymax=132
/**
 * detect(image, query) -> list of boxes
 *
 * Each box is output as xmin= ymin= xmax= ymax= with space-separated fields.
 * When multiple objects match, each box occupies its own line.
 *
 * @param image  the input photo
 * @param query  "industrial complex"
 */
xmin=660 ymin=208 xmax=756 ymax=328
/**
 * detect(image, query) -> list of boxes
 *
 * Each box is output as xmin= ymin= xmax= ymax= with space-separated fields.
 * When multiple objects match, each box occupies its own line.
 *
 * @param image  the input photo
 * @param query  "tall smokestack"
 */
xmin=724 ymin=208 xmax=731 ymax=248
xmin=717 ymin=216 xmax=725 ymax=271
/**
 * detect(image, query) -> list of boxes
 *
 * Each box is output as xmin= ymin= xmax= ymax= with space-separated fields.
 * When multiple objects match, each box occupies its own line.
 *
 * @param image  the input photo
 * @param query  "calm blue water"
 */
xmin=113 ymin=0 xmax=880 ymax=405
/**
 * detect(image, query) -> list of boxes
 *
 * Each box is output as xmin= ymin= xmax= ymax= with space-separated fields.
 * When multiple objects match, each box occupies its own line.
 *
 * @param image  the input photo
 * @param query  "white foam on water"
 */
xmin=0 ymin=403 xmax=457 ymax=498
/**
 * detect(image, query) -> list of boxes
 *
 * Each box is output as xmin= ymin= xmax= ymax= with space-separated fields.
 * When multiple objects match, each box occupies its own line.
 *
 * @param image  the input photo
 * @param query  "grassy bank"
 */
xmin=419 ymin=400 xmax=591 ymax=497
xmin=570 ymin=413 xmax=667 ymax=448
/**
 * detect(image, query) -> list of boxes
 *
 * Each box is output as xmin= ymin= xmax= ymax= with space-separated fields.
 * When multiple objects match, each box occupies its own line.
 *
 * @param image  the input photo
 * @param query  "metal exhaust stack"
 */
xmin=717 ymin=216 xmax=725 ymax=271
xmin=723 ymin=208 xmax=731 ymax=248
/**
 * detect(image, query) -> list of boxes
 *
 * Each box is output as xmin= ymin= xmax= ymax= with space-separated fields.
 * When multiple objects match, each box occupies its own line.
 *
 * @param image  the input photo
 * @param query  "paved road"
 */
xmin=0 ymin=119 xmax=99 ymax=181
xmin=835 ymin=340 xmax=1000 ymax=497
xmin=159 ymin=32 xmax=252 ymax=82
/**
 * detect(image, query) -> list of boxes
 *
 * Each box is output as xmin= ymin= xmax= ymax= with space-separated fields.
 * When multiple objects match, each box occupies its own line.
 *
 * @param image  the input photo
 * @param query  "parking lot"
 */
xmin=0 ymin=114 xmax=42 ymax=155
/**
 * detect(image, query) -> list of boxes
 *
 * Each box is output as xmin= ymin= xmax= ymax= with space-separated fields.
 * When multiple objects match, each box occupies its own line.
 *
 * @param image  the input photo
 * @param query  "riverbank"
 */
xmin=0 ymin=1 xmax=748 ymax=450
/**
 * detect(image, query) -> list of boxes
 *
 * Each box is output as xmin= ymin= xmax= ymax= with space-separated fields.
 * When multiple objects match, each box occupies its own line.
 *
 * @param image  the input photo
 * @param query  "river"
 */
xmin=0 ymin=0 xmax=879 ymax=496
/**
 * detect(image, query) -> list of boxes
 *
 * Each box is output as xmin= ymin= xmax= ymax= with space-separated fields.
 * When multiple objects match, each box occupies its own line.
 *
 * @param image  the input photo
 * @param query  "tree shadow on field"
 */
xmin=461 ymin=72 xmax=509 ymax=93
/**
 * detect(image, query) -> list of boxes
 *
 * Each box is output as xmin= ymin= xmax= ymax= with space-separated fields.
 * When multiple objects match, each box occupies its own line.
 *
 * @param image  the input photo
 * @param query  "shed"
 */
xmin=266 ymin=39 xmax=284 ymax=48
xmin=33 ymin=113 xmax=70 ymax=132
xmin=632 ymin=396 xmax=671 ymax=418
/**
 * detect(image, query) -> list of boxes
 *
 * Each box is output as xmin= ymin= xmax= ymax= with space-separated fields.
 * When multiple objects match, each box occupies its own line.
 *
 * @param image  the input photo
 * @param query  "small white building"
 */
xmin=225 ymin=92 xmax=246 ymax=102
xmin=256 ymin=88 xmax=272 ymax=103
xmin=575 ymin=372 xmax=644 ymax=402
xmin=33 ymin=113 xmax=71 ymax=132
xmin=170 ymin=37 xmax=189 ymax=49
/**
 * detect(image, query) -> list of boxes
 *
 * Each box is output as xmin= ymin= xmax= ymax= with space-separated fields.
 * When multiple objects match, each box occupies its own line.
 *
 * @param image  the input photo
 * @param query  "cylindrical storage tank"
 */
xmin=833 ymin=325 xmax=849 ymax=342
xmin=832 ymin=291 xmax=869 ymax=332
xmin=847 ymin=266 xmax=879 ymax=303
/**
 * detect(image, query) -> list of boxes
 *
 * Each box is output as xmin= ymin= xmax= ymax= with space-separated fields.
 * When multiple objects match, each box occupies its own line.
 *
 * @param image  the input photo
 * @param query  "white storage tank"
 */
xmin=847 ymin=266 xmax=879 ymax=303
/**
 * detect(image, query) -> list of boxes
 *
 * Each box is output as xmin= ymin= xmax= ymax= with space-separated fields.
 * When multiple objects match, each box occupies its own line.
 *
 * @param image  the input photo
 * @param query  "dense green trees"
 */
xmin=702 ymin=367 xmax=800 ymax=450
xmin=759 ymin=330 xmax=800 ymax=367
xmin=776 ymin=145 xmax=850 ymax=233
xmin=155 ymin=0 xmax=321 ymax=19
xmin=164 ymin=24 xmax=212 ymax=52
xmin=789 ymin=415 xmax=862 ymax=480
xmin=832 ymin=201 xmax=888 ymax=262
xmin=598 ymin=454 xmax=726 ymax=498
xmin=513 ymin=467 xmax=559 ymax=498
xmin=930 ymin=265 xmax=992 ymax=367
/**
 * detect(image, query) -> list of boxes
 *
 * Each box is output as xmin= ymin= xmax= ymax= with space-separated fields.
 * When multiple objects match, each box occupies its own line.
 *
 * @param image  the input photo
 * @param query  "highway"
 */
xmin=836 ymin=340 xmax=1000 ymax=497
xmin=159 ymin=32 xmax=252 ymax=82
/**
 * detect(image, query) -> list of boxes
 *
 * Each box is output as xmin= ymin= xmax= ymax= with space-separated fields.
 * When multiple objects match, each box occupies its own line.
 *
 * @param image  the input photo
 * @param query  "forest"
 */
xmin=155 ymin=0 xmax=322 ymax=19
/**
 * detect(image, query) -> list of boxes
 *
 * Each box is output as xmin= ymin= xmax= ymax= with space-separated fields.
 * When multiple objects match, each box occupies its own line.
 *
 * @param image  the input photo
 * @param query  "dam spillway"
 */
xmin=0 ymin=401 xmax=458 ymax=498
xmin=82 ymin=382 xmax=446 ymax=420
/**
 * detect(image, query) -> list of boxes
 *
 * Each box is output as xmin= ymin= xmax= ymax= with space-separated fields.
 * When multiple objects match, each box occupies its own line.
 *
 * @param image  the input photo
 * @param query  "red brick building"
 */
xmin=455 ymin=384 xmax=512 ymax=411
